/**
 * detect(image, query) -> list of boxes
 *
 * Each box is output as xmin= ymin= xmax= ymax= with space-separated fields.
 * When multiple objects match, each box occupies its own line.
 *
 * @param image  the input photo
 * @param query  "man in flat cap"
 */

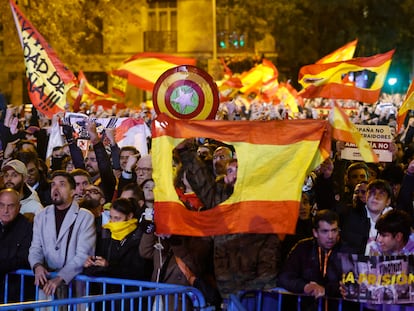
xmin=2 ymin=159 xmax=43 ymax=222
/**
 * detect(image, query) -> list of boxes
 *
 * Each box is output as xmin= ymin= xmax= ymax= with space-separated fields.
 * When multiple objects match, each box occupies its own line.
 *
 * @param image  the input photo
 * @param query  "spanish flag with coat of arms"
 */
xmin=152 ymin=114 xmax=331 ymax=236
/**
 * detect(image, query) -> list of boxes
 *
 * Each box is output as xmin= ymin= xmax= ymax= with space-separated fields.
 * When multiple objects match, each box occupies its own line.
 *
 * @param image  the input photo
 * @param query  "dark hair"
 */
xmin=70 ymin=168 xmax=92 ymax=183
xmin=367 ymin=179 xmax=393 ymax=199
xmin=111 ymin=198 xmax=135 ymax=216
xmin=120 ymin=183 xmax=144 ymax=202
xmin=312 ymin=209 xmax=339 ymax=229
xmin=140 ymin=178 xmax=154 ymax=189
xmin=376 ymin=209 xmax=412 ymax=243
xmin=346 ymin=162 xmax=369 ymax=178
xmin=380 ymin=164 xmax=404 ymax=186
xmin=15 ymin=150 xmax=39 ymax=167
xmin=51 ymin=170 xmax=76 ymax=190
xmin=120 ymin=146 xmax=141 ymax=158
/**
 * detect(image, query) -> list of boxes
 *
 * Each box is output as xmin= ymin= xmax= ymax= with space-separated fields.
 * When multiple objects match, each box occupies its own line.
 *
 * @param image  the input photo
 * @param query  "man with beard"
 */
xmin=15 ymin=150 xmax=52 ymax=206
xmin=29 ymin=170 xmax=95 ymax=302
xmin=2 ymin=159 xmax=43 ymax=222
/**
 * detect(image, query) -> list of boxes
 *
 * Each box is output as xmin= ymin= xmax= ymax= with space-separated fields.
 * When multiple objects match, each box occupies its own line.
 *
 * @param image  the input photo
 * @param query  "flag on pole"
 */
xmin=329 ymin=101 xmax=379 ymax=163
xmin=299 ymin=50 xmax=395 ymax=103
xmin=239 ymin=59 xmax=278 ymax=95
xmin=152 ymin=114 xmax=331 ymax=236
xmin=397 ymin=80 xmax=414 ymax=132
xmin=10 ymin=0 xmax=76 ymax=118
xmin=316 ymin=39 xmax=358 ymax=64
xmin=111 ymin=53 xmax=197 ymax=92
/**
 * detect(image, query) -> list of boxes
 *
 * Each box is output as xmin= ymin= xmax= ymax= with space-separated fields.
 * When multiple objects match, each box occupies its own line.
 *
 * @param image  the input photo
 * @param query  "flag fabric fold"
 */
xmin=329 ymin=101 xmax=379 ymax=163
xmin=10 ymin=0 xmax=76 ymax=118
xmin=316 ymin=39 xmax=358 ymax=64
xmin=299 ymin=50 xmax=395 ymax=103
xmin=397 ymin=80 xmax=414 ymax=132
xmin=152 ymin=114 xmax=331 ymax=236
xmin=239 ymin=59 xmax=279 ymax=95
xmin=70 ymin=71 xmax=124 ymax=110
xmin=111 ymin=52 xmax=197 ymax=92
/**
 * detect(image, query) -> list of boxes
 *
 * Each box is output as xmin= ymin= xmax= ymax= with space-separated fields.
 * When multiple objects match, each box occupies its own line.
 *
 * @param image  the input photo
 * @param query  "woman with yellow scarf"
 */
xmin=83 ymin=197 xmax=153 ymax=281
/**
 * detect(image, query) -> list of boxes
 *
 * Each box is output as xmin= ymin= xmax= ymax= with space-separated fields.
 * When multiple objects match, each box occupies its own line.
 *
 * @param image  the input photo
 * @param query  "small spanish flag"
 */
xmin=397 ymin=80 xmax=414 ymax=132
xmin=152 ymin=114 xmax=331 ymax=236
xmin=316 ymin=39 xmax=358 ymax=64
xmin=299 ymin=50 xmax=394 ymax=103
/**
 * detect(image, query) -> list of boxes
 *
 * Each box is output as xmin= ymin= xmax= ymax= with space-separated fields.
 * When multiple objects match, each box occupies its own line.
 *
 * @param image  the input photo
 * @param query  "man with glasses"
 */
xmin=278 ymin=210 xmax=343 ymax=307
xmin=341 ymin=179 xmax=393 ymax=255
xmin=135 ymin=155 xmax=152 ymax=186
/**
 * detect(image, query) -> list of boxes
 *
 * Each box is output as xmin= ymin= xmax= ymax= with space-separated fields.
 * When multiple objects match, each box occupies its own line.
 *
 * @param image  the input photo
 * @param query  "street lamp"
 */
xmin=388 ymin=77 xmax=397 ymax=94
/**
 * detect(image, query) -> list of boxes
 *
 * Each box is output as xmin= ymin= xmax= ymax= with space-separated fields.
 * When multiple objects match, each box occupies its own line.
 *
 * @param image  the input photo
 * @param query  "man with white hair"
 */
xmin=1 ymin=159 xmax=43 ymax=222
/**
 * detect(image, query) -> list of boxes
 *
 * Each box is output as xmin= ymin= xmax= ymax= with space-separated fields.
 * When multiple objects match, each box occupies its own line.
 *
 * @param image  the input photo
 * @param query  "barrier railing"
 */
xmin=1 ymin=269 xmax=215 ymax=311
xmin=229 ymin=289 xmax=414 ymax=311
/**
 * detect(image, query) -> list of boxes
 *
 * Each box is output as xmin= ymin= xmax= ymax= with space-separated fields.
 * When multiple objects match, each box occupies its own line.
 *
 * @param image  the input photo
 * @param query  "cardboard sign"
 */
xmin=341 ymin=125 xmax=393 ymax=162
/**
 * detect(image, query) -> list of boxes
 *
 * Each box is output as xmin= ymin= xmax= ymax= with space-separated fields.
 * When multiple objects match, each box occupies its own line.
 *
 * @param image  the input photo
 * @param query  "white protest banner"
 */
xmin=340 ymin=125 xmax=393 ymax=162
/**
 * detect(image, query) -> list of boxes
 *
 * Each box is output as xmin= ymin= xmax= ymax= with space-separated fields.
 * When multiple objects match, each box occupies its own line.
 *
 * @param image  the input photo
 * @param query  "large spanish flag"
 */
xmin=316 ymin=39 xmax=358 ymax=64
xmin=299 ymin=50 xmax=394 ymax=103
xmin=10 ymin=0 xmax=76 ymax=118
xmin=152 ymin=114 xmax=331 ymax=236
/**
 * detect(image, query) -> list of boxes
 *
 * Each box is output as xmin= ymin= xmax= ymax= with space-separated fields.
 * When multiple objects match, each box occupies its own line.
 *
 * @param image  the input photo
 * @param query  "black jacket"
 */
xmin=278 ymin=238 xmax=342 ymax=298
xmin=0 ymin=214 xmax=33 ymax=302
xmin=84 ymin=226 xmax=152 ymax=281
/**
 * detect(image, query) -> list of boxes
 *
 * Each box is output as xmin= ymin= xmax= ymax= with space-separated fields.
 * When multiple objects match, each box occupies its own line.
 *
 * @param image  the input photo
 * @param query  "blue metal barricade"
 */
xmin=1 ymin=269 xmax=215 ymax=311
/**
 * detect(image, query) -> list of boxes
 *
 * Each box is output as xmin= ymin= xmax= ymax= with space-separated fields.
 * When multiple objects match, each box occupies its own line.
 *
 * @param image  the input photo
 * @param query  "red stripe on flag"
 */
xmin=154 ymin=200 xmax=299 ymax=236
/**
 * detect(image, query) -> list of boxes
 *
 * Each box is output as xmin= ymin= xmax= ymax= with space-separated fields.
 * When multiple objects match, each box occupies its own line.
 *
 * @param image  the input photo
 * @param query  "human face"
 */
xmin=0 ymin=190 xmax=21 ymax=225
xmin=3 ymin=169 xmax=24 ymax=193
xmin=109 ymin=207 xmax=129 ymax=223
xmin=366 ymin=188 xmax=391 ymax=216
xmin=26 ymin=161 xmax=40 ymax=187
xmin=84 ymin=185 xmax=104 ymax=205
xmin=136 ymin=156 xmax=152 ymax=186
xmin=213 ymin=147 xmax=232 ymax=176
xmin=51 ymin=176 xmax=75 ymax=209
xmin=73 ymin=175 xmax=91 ymax=200
xmin=197 ymin=146 xmax=212 ymax=161
xmin=120 ymin=150 xmax=136 ymax=171
xmin=353 ymin=183 xmax=368 ymax=204
xmin=313 ymin=220 xmax=339 ymax=251
xmin=299 ymin=193 xmax=311 ymax=220
xmin=224 ymin=161 xmax=238 ymax=187
xmin=84 ymin=150 xmax=99 ymax=177
xmin=142 ymin=180 xmax=155 ymax=202
xmin=376 ymin=232 xmax=402 ymax=255
xmin=347 ymin=168 xmax=368 ymax=189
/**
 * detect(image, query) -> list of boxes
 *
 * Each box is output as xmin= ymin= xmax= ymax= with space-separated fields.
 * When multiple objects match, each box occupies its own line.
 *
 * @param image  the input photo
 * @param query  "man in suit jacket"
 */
xmin=29 ymin=170 xmax=96 ymax=297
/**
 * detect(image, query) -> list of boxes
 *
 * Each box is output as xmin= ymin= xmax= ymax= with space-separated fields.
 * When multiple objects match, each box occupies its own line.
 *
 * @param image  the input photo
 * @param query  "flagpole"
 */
xmin=212 ymin=0 xmax=217 ymax=60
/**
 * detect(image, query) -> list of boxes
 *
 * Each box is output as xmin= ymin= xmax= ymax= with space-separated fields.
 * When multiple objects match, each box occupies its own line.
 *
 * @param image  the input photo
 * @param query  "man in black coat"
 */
xmin=0 ymin=188 xmax=33 ymax=303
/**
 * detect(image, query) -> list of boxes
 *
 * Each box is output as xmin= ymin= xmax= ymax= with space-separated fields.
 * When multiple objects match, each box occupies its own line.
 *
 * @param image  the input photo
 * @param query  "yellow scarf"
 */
xmin=103 ymin=218 xmax=138 ymax=241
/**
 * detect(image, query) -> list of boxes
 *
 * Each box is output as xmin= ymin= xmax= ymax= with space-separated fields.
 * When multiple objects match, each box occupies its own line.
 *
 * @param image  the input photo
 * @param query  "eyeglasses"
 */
xmin=85 ymin=189 xmax=102 ymax=196
xmin=136 ymin=168 xmax=152 ymax=174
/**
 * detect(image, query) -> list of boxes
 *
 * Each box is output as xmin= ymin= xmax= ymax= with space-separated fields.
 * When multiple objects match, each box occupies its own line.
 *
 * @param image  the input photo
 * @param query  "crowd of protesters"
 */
xmin=1 ymin=90 xmax=414 ymax=310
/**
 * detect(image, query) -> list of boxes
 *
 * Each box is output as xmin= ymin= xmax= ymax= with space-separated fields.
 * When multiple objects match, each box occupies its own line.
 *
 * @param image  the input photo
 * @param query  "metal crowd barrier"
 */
xmin=227 ymin=289 xmax=414 ymax=311
xmin=0 ymin=269 xmax=215 ymax=311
